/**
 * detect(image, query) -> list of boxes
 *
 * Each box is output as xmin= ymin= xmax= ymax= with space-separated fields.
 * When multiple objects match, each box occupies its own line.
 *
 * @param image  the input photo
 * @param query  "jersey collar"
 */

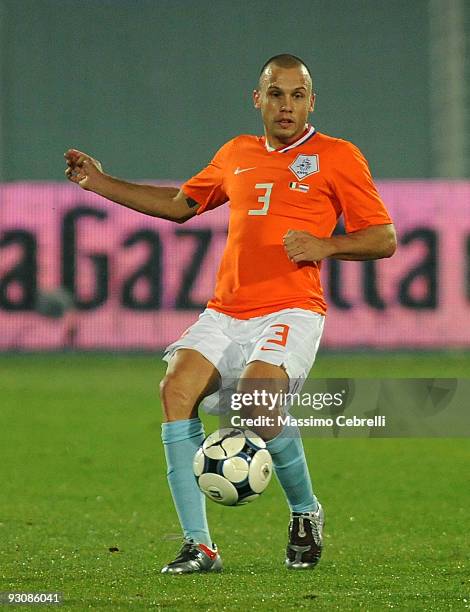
xmin=264 ymin=124 xmax=316 ymax=153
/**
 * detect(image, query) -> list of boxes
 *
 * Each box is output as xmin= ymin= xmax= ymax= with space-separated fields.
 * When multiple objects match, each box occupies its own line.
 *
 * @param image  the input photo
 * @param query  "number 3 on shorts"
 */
xmin=260 ymin=324 xmax=290 ymax=351
xmin=248 ymin=183 xmax=274 ymax=216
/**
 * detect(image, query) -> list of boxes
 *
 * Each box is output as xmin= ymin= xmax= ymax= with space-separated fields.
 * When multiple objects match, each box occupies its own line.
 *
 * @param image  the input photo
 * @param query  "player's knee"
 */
xmin=159 ymin=372 xmax=197 ymax=419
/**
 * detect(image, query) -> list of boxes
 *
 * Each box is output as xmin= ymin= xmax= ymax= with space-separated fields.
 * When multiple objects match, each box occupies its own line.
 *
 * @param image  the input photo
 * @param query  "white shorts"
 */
xmin=163 ymin=307 xmax=325 ymax=414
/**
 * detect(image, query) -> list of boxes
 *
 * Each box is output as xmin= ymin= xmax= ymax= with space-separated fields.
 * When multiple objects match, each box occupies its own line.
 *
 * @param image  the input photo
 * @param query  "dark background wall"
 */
xmin=1 ymin=0 xmax=431 ymax=181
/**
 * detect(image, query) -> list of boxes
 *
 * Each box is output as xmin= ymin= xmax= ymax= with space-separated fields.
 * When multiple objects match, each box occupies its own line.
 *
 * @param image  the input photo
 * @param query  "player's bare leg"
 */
xmin=160 ymin=348 xmax=220 ymax=422
xmin=160 ymin=349 xmax=223 ymax=574
xmin=238 ymin=359 xmax=324 ymax=570
xmin=238 ymin=360 xmax=288 ymax=439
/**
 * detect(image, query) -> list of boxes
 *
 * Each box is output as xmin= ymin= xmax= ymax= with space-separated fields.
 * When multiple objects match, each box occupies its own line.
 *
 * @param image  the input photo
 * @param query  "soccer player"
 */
xmin=65 ymin=54 xmax=396 ymax=574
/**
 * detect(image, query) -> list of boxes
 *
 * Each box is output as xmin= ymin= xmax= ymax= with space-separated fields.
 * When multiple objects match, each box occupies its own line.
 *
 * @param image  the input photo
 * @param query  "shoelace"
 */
xmin=173 ymin=540 xmax=199 ymax=563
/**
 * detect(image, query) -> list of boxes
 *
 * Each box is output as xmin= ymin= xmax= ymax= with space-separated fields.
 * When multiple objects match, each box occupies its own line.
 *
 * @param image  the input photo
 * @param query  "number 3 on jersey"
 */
xmin=248 ymin=183 xmax=274 ymax=216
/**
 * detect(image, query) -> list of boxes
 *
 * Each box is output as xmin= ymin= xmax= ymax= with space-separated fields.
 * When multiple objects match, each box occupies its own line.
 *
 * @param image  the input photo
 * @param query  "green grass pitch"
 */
xmin=1 ymin=353 xmax=469 ymax=610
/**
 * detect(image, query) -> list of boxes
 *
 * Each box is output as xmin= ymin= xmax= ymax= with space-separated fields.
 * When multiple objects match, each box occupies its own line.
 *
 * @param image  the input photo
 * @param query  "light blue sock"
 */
xmin=266 ymin=425 xmax=319 ymax=514
xmin=161 ymin=418 xmax=212 ymax=547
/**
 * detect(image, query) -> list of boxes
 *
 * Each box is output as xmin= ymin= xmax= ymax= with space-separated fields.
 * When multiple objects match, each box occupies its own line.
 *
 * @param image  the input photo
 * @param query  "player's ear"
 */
xmin=253 ymin=89 xmax=261 ymax=109
xmin=309 ymin=92 xmax=316 ymax=113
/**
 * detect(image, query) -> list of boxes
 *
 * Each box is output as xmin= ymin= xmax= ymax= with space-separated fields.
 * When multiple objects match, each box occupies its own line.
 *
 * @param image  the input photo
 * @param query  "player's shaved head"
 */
xmin=259 ymin=54 xmax=313 ymax=91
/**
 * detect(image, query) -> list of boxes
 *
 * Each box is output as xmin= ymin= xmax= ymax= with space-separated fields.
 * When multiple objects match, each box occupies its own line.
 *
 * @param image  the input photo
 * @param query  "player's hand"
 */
xmin=283 ymin=229 xmax=335 ymax=263
xmin=64 ymin=149 xmax=104 ymax=190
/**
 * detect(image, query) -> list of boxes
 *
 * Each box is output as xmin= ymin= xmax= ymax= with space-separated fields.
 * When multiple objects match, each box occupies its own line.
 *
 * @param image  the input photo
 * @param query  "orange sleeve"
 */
xmin=182 ymin=139 xmax=234 ymax=214
xmin=331 ymin=141 xmax=392 ymax=232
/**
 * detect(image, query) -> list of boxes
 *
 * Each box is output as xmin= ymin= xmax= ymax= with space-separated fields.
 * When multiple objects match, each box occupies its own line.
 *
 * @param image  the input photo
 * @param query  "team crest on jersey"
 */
xmin=288 ymin=154 xmax=319 ymax=180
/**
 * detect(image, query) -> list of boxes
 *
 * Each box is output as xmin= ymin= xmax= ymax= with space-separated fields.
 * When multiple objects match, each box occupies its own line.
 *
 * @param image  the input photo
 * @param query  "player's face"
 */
xmin=253 ymin=65 xmax=315 ymax=149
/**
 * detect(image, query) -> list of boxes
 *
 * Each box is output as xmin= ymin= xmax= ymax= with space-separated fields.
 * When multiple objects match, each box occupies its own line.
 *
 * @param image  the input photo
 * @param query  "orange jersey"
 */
xmin=183 ymin=126 xmax=392 ymax=319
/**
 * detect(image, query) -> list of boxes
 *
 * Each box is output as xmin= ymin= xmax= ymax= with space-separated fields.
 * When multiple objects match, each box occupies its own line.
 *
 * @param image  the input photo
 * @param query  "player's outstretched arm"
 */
xmin=64 ymin=149 xmax=198 ymax=223
xmin=283 ymin=224 xmax=397 ymax=263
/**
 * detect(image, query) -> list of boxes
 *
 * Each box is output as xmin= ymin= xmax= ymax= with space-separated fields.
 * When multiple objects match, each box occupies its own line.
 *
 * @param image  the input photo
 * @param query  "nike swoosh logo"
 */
xmin=234 ymin=166 xmax=256 ymax=175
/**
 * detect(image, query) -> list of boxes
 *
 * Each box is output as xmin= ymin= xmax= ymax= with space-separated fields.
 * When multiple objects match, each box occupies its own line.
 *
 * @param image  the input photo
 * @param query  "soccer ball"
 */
xmin=193 ymin=428 xmax=273 ymax=506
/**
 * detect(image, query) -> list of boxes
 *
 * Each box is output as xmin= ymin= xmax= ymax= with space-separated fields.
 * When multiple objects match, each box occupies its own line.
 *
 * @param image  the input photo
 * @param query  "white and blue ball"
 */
xmin=193 ymin=428 xmax=273 ymax=506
